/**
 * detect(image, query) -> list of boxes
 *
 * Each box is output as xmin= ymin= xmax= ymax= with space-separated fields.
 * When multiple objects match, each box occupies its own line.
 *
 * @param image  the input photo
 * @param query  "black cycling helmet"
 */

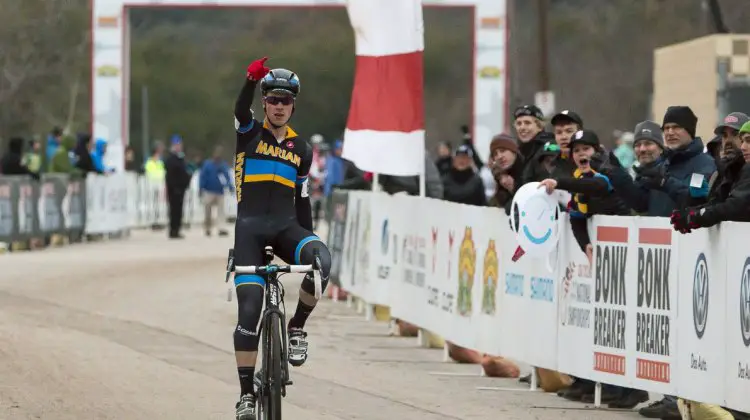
xmin=260 ymin=68 xmax=300 ymax=97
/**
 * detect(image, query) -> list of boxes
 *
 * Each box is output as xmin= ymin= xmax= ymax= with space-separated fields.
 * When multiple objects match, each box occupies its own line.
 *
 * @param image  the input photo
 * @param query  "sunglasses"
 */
xmin=264 ymin=96 xmax=294 ymax=106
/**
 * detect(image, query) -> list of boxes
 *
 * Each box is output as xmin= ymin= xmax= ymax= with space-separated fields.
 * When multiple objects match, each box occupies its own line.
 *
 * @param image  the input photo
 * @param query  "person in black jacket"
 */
xmin=0 ymin=137 xmax=39 ymax=180
xmin=164 ymin=135 xmax=192 ymax=239
xmin=513 ymin=104 xmax=555 ymax=184
xmin=539 ymin=129 xmax=647 ymax=409
xmin=72 ymin=133 xmax=104 ymax=177
xmin=539 ymin=130 xmax=631 ymax=258
xmin=707 ymin=112 xmax=750 ymax=204
xmin=671 ymin=120 xmax=750 ymax=232
xmin=442 ymin=144 xmax=486 ymax=206
xmin=548 ymin=110 xmax=582 ymax=179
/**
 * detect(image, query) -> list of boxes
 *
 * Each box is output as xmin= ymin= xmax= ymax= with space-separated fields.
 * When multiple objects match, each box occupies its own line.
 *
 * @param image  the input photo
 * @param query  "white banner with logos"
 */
xmin=337 ymin=191 xmax=750 ymax=412
xmin=723 ymin=226 xmax=750 ymax=413
xmin=83 ymin=170 xmax=237 ymax=235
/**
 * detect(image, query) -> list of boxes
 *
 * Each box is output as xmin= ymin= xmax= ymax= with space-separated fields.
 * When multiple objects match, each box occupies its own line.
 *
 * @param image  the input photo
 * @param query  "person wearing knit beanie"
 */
xmin=490 ymin=133 xmax=518 ymax=160
xmin=740 ymin=121 xmax=750 ymax=162
xmin=661 ymin=106 xmax=698 ymax=149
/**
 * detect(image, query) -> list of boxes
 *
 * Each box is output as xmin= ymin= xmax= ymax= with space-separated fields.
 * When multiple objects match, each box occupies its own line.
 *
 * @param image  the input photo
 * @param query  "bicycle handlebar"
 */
xmin=234 ymin=264 xmax=313 ymax=274
xmin=234 ymin=263 xmax=322 ymax=300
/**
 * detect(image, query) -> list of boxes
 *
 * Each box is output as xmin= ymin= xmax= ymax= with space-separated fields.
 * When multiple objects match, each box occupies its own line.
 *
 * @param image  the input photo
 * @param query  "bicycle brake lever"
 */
xmin=313 ymin=255 xmax=323 ymax=301
xmin=225 ymin=249 xmax=235 ymax=283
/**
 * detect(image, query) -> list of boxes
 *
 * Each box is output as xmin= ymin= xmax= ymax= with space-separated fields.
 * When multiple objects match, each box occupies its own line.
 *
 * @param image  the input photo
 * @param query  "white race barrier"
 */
xmin=84 ymin=171 xmax=237 ymax=235
xmin=339 ymin=190 xmax=750 ymax=412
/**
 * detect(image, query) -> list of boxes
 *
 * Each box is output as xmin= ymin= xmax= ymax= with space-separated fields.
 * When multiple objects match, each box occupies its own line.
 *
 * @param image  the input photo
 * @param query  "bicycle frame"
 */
xmin=228 ymin=245 xmax=321 ymax=403
xmin=258 ymin=247 xmax=292 ymax=394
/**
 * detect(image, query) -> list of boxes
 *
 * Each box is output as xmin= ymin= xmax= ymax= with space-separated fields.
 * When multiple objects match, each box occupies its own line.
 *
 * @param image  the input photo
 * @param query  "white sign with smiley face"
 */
xmin=510 ymin=182 xmax=561 ymax=258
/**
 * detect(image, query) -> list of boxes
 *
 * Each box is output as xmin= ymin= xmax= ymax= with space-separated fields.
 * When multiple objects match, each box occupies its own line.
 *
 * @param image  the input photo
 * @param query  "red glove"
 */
xmin=246 ymin=57 xmax=270 ymax=81
xmin=670 ymin=208 xmax=701 ymax=234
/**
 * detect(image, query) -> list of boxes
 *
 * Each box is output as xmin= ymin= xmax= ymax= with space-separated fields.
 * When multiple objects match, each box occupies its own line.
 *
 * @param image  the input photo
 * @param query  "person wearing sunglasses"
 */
xmin=231 ymin=56 xmax=332 ymax=420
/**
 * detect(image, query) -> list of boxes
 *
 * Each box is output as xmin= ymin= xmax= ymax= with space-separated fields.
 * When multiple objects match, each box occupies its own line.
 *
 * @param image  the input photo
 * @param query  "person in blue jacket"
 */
xmin=199 ymin=145 xmax=233 ymax=236
xmin=90 ymin=138 xmax=114 ymax=173
xmin=323 ymin=140 xmax=344 ymax=197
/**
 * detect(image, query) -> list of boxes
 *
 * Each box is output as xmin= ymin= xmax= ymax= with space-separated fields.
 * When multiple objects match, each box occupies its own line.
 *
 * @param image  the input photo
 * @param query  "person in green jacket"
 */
xmin=48 ymin=135 xmax=79 ymax=174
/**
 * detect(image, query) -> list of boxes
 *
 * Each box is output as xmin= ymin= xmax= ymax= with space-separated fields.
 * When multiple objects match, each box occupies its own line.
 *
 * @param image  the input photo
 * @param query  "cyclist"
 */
xmin=232 ymin=56 xmax=332 ymax=420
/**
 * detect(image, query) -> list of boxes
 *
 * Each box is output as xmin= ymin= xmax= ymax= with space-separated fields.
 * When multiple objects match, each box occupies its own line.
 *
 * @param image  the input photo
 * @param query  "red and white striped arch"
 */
xmin=91 ymin=0 xmax=508 ymax=171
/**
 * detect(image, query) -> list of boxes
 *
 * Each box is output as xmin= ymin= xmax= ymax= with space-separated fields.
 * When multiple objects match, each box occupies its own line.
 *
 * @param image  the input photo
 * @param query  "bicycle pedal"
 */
xmin=285 ymin=380 xmax=293 ymax=386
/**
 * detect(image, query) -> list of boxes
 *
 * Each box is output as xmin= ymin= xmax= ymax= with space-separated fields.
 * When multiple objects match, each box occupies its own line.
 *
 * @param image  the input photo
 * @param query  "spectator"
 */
xmin=22 ymin=139 xmax=42 ymax=175
xmin=706 ymin=134 xmax=722 ymax=162
xmin=91 ymin=138 xmax=114 ymax=174
xmin=435 ymin=141 xmax=452 ymax=176
xmin=549 ymin=110 xmax=583 ymax=178
xmin=595 ymin=121 xmax=674 ymax=217
xmin=323 ymin=140 xmax=345 ymax=196
xmin=45 ymin=127 xmax=63 ymax=164
xmin=73 ymin=133 xmax=102 ymax=177
xmin=540 ymin=130 xmax=647 ymax=408
xmin=144 ymin=142 xmax=166 ymax=182
xmin=513 ymin=105 xmax=555 ymax=184
xmin=633 ymin=106 xmax=716 ymax=209
xmin=124 ymin=145 xmax=143 ymax=173
xmin=670 ymin=119 xmax=750 ymax=232
xmin=613 ymin=131 xmax=636 ymax=170
xmin=707 ymin=112 xmax=750 ymax=203
xmin=487 ymin=133 xmax=523 ymax=212
xmin=164 ymin=135 xmax=192 ymax=239
xmin=441 ymin=144 xmax=486 ymax=206
xmin=49 ymin=135 xmax=79 ymax=175
xmin=199 ymin=145 xmax=232 ymax=237
xmin=0 ymin=137 xmax=39 ymax=180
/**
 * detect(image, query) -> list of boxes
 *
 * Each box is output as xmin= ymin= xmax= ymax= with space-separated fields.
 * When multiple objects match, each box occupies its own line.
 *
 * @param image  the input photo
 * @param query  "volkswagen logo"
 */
xmin=693 ymin=253 xmax=709 ymax=339
xmin=741 ymin=257 xmax=750 ymax=347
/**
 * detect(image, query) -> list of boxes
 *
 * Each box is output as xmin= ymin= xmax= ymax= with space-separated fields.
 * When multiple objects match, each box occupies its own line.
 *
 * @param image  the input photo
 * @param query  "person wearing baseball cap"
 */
xmin=513 ymin=104 xmax=554 ymax=184
xmin=539 ymin=132 xmax=640 ymax=407
xmin=703 ymin=112 xmax=750 ymax=207
xmin=714 ymin=111 xmax=750 ymax=159
xmin=442 ymin=144 xmax=487 ymax=206
xmin=670 ymin=118 xmax=750 ymax=234
xmin=548 ymin=109 xmax=582 ymax=178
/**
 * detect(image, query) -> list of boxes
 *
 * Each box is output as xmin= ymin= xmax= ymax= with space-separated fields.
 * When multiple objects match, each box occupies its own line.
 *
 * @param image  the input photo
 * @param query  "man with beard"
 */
xmin=706 ymin=112 xmax=750 ymax=203
xmin=442 ymin=144 xmax=486 ymax=206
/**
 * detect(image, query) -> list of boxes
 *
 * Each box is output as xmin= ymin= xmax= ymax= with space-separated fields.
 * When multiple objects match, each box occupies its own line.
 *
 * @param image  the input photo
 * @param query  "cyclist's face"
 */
xmin=264 ymin=93 xmax=294 ymax=126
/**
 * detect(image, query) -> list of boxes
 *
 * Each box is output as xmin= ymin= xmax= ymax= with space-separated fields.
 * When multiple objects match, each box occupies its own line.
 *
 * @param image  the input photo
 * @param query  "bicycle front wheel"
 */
xmin=264 ymin=312 xmax=283 ymax=420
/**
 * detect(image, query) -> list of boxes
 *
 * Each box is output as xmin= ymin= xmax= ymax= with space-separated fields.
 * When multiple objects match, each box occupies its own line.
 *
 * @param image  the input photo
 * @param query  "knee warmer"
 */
xmin=298 ymin=241 xmax=331 ymax=292
xmin=233 ymin=285 xmax=264 ymax=352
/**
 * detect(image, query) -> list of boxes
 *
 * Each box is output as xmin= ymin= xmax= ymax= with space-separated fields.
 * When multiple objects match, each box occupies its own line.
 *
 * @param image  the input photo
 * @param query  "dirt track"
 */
xmin=0 ymin=229 xmax=647 ymax=419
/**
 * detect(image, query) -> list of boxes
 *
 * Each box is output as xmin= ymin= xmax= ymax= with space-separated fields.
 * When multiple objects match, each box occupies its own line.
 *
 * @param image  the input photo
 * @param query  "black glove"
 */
xmin=670 ymin=207 xmax=704 ymax=234
xmin=633 ymin=161 xmax=667 ymax=188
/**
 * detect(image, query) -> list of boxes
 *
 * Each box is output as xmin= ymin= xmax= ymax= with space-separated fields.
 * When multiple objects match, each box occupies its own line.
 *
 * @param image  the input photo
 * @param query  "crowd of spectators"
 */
xmin=0 ymin=127 xmax=118 ymax=179
xmin=323 ymin=104 xmax=750 ymax=420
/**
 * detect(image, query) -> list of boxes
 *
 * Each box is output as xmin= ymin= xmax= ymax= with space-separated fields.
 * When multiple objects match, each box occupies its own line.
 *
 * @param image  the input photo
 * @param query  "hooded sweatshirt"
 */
xmin=1 ymin=138 xmax=39 ymax=179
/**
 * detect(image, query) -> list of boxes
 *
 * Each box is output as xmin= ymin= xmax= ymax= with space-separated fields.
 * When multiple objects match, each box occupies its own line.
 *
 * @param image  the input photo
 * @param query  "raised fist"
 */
xmin=247 ymin=57 xmax=270 ymax=81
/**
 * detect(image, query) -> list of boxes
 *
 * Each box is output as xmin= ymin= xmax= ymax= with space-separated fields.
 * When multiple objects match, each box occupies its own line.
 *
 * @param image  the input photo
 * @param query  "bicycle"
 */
xmin=226 ymin=245 xmax=323 ymax=420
